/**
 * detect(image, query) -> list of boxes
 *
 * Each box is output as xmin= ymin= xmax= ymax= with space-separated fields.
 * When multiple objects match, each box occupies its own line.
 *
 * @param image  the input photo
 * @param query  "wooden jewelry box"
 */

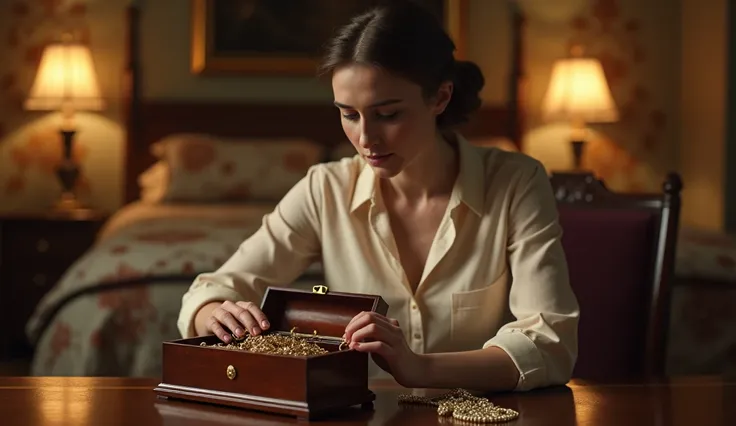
xmin=154 ymin=285 xmax=389 ymax=420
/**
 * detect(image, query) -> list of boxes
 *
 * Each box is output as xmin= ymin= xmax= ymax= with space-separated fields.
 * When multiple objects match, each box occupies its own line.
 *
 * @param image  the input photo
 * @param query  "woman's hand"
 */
xmin=196 ymin=300 xmax=270 ymax=343
xmin=343 ymin=311 xmax=426 ymax=388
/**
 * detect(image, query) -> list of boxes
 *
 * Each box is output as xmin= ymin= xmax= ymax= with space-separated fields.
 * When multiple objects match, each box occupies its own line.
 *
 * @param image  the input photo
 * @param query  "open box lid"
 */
xmin=260 ymin=286 xmax=389 ymax=341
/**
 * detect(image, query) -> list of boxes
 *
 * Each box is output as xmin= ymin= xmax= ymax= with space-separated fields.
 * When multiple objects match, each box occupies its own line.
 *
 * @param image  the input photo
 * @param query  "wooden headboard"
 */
xmin=122 ymin=3 xmax=526 ymax=204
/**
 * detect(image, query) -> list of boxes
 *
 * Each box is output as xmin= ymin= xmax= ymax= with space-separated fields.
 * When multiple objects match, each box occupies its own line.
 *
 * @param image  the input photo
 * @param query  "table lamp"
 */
xmin=542 ymin=47 xmax=619 ymax=170
xmin=24 ymin=35 xmax=104 ymax=211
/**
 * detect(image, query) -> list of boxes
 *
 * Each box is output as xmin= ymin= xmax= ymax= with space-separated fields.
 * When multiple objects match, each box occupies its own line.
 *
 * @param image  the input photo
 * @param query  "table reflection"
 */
xmin=36 ymin=384 xmax=93 ymax=425
xmin=154 ymin=384 xmax=577 ymax=425
xmin=154 ymin=398 xmax=375 ymax=426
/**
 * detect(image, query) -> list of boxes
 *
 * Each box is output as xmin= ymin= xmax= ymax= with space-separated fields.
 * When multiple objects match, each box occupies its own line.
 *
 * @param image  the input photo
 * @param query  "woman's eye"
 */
xmin=341 ymin=110 xmax=399 ymax=121
xmin=377 ymin=111 xmax=400 ymax=120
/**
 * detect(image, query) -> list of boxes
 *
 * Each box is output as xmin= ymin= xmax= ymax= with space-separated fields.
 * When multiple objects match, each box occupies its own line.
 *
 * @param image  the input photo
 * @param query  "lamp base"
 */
xmin=53 ymin=192 xmax=86 ymax=212
xmin=51 ymin=128 xmax=93 ymax=214
xmin=48 ymin=192 xmax=99 ymax=220
xmin=571 ymin=139 xmax=586 ymax=170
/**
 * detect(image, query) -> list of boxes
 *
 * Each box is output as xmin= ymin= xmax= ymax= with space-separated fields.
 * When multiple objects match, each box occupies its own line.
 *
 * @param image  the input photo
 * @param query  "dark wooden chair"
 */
xmin=550 ymin=171 xmax=683 ymax=381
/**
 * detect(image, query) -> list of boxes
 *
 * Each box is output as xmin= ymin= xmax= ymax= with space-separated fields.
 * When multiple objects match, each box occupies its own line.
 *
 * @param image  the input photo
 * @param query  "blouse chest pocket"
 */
xmin=450 ymin=269 xmax=509 ymax=351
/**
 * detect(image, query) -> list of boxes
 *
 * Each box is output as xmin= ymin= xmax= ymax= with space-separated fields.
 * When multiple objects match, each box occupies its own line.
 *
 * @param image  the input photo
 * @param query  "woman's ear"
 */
xmin=432 ymin=81 xmax=453 ymax=115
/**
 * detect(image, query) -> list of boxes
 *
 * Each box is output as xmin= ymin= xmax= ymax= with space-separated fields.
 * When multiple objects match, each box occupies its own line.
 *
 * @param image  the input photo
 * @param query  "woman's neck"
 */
xmin=384 ymin=132 xmax=459 ymax=206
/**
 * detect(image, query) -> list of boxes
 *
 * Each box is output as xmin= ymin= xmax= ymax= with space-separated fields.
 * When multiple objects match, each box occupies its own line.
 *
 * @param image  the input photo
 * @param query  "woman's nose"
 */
xmin=358 ymin=122 xmax=378 ymax=149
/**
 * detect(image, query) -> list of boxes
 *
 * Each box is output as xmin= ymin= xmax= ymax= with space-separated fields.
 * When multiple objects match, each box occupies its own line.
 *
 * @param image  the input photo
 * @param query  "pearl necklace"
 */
xmin=398 ymin=388 xmax=519 ymax=423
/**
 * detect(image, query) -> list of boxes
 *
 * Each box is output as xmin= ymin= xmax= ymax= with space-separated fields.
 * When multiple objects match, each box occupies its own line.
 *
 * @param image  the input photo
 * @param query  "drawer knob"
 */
xmin=36 ymin=239 xmax=50 ymax=253
xmin=33 ymin=274 xmax=47 ymax=287
xmin=226 ymin=365 xmax=237 ymax=380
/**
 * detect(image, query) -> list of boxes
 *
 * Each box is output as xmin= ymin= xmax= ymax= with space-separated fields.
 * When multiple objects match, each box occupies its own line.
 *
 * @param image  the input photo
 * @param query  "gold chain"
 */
xmin=200 ymin=327 xmax=348 ymax=357
xmin=398 ymin=388 xmax=519 ymax=423
xmin=203 ymin=330 xmax=515 ymax=422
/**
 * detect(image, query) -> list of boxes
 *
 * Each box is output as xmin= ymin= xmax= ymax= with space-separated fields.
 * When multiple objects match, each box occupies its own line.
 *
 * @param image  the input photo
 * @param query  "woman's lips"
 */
xmin=365 ymin=153 xmax=393 ymax=166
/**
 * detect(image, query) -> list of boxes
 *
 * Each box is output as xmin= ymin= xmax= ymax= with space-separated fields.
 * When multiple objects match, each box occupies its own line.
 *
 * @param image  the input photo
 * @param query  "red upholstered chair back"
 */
xmin=551 ymin=172 xmax=682 ymax=381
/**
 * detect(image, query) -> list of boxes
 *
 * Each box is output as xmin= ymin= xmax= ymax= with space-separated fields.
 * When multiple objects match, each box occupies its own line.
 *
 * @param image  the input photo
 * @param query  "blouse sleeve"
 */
xmin=176 ymin=166 xmax=324 ymax=338
xmin=482 ymin=160 xmax=580 ymax=391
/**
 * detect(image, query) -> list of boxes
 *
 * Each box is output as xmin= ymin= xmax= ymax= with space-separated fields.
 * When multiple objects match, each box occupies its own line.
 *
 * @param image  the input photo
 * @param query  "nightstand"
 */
xmin=0 ymin=210 xmax=108 ymax=361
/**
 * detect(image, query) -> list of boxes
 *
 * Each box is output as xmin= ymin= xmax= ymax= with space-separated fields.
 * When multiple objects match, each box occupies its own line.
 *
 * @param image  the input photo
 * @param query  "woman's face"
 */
xmin=332 ymin=64 xmax=452 ymax=179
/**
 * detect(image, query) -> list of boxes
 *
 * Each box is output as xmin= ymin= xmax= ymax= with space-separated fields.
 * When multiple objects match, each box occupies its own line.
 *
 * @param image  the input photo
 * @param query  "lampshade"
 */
xmin=25 ymin=42 xmax=104 ymax=111
xmin=542 ymin=57 xmax=618 ymax=123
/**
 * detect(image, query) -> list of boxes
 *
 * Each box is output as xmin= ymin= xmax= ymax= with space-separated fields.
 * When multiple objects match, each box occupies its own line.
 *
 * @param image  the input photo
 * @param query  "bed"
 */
xmin=26 ymin=2 xmax=528 ymax=376
xmin=666 ymin=228 xmax=736 ymax=378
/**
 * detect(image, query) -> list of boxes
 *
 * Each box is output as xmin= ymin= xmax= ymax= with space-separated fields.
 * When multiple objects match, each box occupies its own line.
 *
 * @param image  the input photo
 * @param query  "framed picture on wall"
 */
xmin=191 ymin=0 xmax=469 ymax=75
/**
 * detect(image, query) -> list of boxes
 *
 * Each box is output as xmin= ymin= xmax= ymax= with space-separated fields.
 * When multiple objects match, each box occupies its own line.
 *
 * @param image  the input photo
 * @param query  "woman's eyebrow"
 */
xmin=333 ymin=99 xmax=403 ymax=109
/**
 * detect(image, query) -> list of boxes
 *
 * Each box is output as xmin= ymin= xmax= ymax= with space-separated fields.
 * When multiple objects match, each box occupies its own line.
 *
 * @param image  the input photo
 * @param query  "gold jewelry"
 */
xmin=398 ymin=388 xmax=519 ymax=423
xmin=199 ymin=328 xmax=351 ymax=357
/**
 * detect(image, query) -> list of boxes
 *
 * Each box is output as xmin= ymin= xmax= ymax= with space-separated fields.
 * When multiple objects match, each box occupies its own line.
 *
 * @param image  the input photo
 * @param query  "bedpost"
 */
xmin=508 ymin=1 xmax=526 ymax=149
xmin=123 ymin=2 xmax=142 ymax=205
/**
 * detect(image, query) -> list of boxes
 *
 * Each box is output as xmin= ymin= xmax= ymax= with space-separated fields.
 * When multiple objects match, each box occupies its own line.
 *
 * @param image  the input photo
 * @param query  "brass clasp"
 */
xmin=312 ymin=285 xmax=328 ymax=295
xmin=226 ymin=364 xmax=237 ymax=380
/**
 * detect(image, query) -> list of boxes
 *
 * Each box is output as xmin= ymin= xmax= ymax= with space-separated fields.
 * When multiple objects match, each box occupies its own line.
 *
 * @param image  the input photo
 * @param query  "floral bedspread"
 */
xmin=676 ymin=228 xmax=736 ymax=281
xmin=667 ymin=228 xmax=736 ymax=378
xmin=27 ymin=215 xmax=322 ymax=376
xmin=27 ymin=210 xmax=736 ymax=378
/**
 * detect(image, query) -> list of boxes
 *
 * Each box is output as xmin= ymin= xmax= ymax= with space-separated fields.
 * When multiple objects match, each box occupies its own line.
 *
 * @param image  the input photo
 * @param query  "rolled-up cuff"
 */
xmin=483 ymin=330 xmax=547 ymax=391
xmin=177 ymin=285 xmax=244 ymax=339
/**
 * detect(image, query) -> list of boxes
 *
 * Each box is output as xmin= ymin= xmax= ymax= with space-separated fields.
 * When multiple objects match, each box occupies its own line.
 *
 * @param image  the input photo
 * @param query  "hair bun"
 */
xmin=454 ymin=61 xmax=485 ymax=96
xmin=437 ymin=60 xmax=485 ymax=128
xmin=320 ymin=1 xmax=486 ymax=129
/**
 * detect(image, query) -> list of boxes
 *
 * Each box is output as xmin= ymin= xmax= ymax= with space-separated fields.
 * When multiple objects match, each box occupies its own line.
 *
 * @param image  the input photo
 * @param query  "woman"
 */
xmin=177 ymin=1 xmax=579 ymax=392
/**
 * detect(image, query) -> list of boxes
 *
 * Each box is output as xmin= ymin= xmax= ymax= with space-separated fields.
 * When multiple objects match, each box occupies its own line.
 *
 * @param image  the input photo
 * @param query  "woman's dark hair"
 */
xmin=320 ymin=0 xmax=484 ymax=128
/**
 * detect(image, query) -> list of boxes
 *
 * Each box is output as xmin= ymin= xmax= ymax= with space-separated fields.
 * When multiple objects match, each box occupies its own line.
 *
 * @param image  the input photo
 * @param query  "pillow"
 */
xmin=138 ymin=133 xmax=324 ymax=203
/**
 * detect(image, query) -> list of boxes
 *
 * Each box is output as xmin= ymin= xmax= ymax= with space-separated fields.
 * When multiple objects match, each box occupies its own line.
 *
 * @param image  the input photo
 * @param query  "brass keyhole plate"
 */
xmin=226 ymin=365 xmax=237 ymax=380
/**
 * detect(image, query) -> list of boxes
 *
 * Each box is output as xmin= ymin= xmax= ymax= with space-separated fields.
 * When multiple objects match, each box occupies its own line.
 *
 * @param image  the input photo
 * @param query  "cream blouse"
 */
xmin=177 ymin=136 xmax=579 ymax=391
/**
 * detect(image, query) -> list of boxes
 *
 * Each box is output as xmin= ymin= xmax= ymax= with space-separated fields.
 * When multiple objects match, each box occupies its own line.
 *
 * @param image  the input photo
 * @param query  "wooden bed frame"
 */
xmin=122 ymin=3 xmax=526 ymax=204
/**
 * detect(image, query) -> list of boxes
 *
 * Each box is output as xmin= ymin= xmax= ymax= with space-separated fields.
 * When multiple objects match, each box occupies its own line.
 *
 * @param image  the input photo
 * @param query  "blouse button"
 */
xmin=413 ymin=333 xmax=422 ymax=340
xmin=411 ymin=303 xmax=417 ymax=310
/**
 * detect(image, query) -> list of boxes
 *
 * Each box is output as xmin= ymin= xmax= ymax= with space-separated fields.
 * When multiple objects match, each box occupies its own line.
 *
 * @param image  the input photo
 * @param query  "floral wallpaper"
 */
xmin=523 ymin=0 xmax=678 ymax=193
xmin=7 ymin=125 xmax=92 ymax=198
xmin=571 ymin=0 xmax=669 ymax=191
xmin=2 ymin=1 xmax=89 ymax=200
xmin=521 ymin=0 xmax=736 ymax=377
xmin=0 ymin=0 xmax=124 ymax=213
xmin=0 ymin=0 xmax=680 ymax=211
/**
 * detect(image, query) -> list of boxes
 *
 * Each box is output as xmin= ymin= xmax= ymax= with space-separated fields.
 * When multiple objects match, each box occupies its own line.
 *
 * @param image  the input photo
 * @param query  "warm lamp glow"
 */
xmin=23 ymin=38 xmax=105 ymax=213
xmin=25 ymin=42 xmax=104 ymax=111
xmin=542 ymin=57 xmax=618 ymax=123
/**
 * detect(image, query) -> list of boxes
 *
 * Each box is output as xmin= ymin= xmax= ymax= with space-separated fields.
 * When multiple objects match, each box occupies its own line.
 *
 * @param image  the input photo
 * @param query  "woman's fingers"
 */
xmin=344 ymin=312 xmax=370 ymax=341
xmin=220 ymin=300 xmax=259 ymax=335
xmin=351 ymin=340 xmax=392 ymax=358
xmin=213 ymin=305 xmax=248 ymax=338
xmin=351 ymin=321 xmax=387 ymax=343
xmin=344 ymin=311 xmax=367 ymax=337
xmin=206 ymin=300 xmax=271 ymax=342
xmin=344 ymin=311 xmax=399 ymax=342
xmin=350 ymin=319 xmax=403 ymax=347
xmin=207 ymin=314 xmax=234 ymax=342
xmin=237 ymin=301 xmax=270 ymax=332
xmin=209 ymin=301 xmax=401 ymax=345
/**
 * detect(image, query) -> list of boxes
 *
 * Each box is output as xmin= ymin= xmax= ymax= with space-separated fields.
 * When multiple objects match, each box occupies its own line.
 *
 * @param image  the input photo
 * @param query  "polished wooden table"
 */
xmin=0 ymin=376 xmax=733 ymax=425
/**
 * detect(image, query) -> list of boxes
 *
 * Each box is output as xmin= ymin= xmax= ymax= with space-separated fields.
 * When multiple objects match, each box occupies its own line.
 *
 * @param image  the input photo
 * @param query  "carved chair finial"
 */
xmin=662 ymin=173 xmax=683 ymax=196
